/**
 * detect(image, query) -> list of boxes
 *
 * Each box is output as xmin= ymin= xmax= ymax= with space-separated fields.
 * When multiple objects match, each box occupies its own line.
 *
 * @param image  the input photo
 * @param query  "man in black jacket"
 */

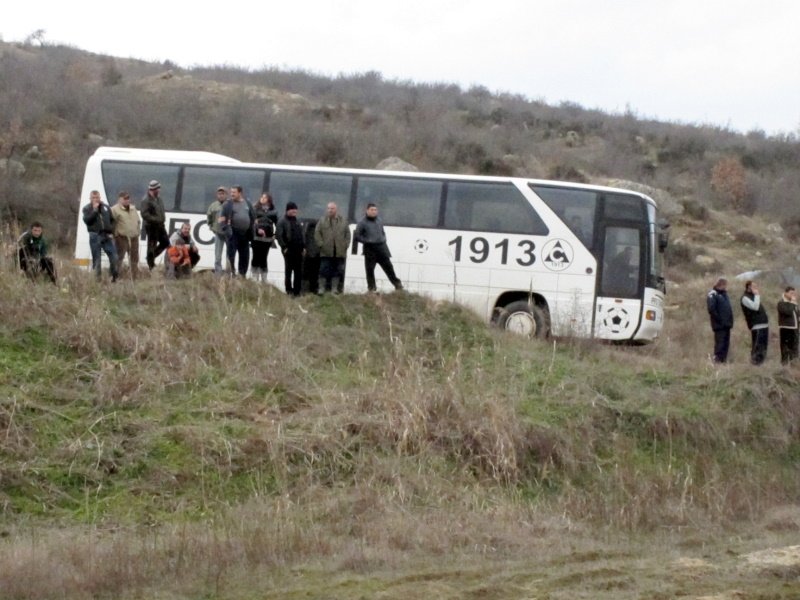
xmin=740 ymin=280 xmax=768 ymax=365
xmin=777 ymin=286 xmax=800 ymax=364
xmin=707 ymin=277 xmax=733 ymax=363
xmin=140 ymin=180 xmax=170 ymax=270
xmin=276 ymin=202 xmax=305 ymax=296
xmin=354 ymin=203 xmax=402 ymax=293
xmin=82 ymin=190 xmax=119 ymax=282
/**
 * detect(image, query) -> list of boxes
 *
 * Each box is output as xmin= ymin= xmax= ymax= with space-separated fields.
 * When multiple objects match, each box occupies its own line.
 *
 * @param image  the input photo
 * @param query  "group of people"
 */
xmin=707 ymin=277 xmax=800 ymax=365
xmin=17 ymin=180 xmax=404 ymax=295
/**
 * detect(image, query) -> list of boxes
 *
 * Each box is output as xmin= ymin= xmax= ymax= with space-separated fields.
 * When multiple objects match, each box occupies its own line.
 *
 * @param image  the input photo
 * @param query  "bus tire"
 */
xmin=496 ymin=300 xmax=549 ymax=338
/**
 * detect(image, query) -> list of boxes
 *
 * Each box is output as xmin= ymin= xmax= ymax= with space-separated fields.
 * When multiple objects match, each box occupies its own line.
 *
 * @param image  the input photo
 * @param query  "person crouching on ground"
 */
xmin=166 ymin=237 xmax=192 ymax=279
xmin=17 ymin=221 xmax=56 ymax=284
xmin=740 ymin=280 xmax=768 ymax=365
xmin=169 ymin=222 xmax=200 ymax=269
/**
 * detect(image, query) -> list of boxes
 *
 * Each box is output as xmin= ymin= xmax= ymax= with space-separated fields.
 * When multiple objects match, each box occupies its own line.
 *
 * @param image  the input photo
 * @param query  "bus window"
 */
xmin=603 ymin=193 xmax=646 ymax=221
xmin=101 ymin=162 xmax=180 ymax=210
xmin=181 ymin=167 xmax=266 ymax=212
xmin=601 ymin=226 xmax=641 ymax=298
xmin=269 ymin=171 xmax=353 ymax=219
xmin=531 ymin=185 xmax=597 ymax=247
xmin=446 ymin=181 xmax=548 ymax=235
xmin=356 ymin=177 xmax=441 ymax=227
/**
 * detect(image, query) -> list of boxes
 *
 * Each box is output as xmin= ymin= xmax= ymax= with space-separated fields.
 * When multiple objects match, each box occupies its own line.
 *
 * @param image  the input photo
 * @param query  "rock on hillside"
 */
xmin=375 ymin=156 xmax=419 ymax=171
xmin=132 ymin=72 xmax=315 ymax=115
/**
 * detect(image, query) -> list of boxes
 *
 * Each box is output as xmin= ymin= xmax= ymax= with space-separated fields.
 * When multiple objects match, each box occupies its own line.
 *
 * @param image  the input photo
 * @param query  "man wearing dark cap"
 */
xmin=276 ymin=202 xmax=306 ymax=296
xmin=140 ymin=179 xmax=170 ymax=270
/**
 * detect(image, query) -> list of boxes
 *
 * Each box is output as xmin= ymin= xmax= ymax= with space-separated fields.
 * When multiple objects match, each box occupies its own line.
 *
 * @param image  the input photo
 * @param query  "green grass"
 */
xmin=2 ymin=267 xmax=800 ymax=598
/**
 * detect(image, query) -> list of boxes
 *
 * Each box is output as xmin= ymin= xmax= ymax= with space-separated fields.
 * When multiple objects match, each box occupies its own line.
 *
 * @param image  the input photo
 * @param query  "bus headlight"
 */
xmin=645 ymin=310 xmax=657 ymax=321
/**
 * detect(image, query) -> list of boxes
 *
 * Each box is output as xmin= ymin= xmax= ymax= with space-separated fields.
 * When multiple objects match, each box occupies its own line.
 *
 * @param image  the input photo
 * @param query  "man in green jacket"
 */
xmin=314 ymin=202 xmax=351 ymax=294
xmin=17 ymin=221 xmax=56 ymax=284
xmin=206 ymin=186 xmax=228 ymax=275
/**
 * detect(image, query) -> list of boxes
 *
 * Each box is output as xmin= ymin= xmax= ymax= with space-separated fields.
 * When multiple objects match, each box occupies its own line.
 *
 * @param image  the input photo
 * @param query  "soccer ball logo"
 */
xmin=414 ymin=239 xmax=429 ymax=254
xmin=603 ymin=307 xmax=630 ymax=334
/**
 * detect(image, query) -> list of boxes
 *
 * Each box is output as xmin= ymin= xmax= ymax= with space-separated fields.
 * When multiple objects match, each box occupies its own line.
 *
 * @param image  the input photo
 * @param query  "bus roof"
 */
xmin=92 ymin=147 xmax=657 ymax=207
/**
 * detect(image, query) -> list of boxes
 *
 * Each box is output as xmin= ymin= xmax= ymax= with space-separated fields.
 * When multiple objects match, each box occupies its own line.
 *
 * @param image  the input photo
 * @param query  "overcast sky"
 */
xmin=4 ymin=0 xmax=799 ymax=135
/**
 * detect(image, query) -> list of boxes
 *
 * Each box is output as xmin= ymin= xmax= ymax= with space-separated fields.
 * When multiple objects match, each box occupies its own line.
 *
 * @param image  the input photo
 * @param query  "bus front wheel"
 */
xmin=496 ymin=301 xmax=549 ymax=338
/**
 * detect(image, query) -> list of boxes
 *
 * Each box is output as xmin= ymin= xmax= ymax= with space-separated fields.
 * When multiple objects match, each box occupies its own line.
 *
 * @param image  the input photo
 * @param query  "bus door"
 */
xmin=594 ymin=224 xmax=645 ymax=340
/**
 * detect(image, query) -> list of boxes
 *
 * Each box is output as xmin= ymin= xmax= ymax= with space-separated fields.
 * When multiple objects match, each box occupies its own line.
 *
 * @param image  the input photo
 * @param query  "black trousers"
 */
xmin=251 ymin=241 xmax=271 ymax=271
xmin=713 ymin=328 xmax=731 ymax=363
xmin=283 ymin=250 xmax=303 ymax=296
xmin=780 ymin=328 xmax=799 ymax=364
xmin=227 ymin=229 xmax=250 ymax=276
xmin=145 ymin=224 xmax=170 ymax=269
xmin=749 ymin=327 xmax=768 ymax=365
xmin=364 ymin=243 xmax=400 ymax=291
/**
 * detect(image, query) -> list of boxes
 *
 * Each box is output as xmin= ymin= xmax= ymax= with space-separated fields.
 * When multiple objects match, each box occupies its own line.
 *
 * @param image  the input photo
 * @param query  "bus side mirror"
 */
xmin=658 ymin=220 xmax=670 ymax=252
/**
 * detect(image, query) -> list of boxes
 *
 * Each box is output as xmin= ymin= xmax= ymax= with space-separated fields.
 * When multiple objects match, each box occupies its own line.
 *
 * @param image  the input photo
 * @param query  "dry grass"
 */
xmin=2 ymin=247 xmax=800 ymax=598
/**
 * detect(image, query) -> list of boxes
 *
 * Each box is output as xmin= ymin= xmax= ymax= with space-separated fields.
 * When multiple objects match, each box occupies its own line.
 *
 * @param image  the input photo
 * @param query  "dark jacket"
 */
xmin=276 ymin=216 xmax=305 ymax=254
xmin=140 ymin=192 xmax=165 ymax=228
xmin=83 ymin=203 xmax=115 ymax=234
xmin=315 ymin=214 xmax=351 ymax=258
xmin=777 ymin=297 xmax=800 ymax=329
xmin=354 ymin=216 xmax=387 ymax=246
xmin=740 ymin=292 xmax=768 ymax=330
xmin=18 ymin=230 xmax=49 ymax=259
xmin=707 ymin=286 xmax=733 ymax=331
xmin=253 ymin=203 xmax=278 ymax=243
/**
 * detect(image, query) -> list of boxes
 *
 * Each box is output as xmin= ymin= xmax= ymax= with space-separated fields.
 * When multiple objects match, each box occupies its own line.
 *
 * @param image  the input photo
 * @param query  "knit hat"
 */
xmin=148 ymin=180 xmax=161 ymax=191
xmin=286 ymin=202 xmax=298 ymax=212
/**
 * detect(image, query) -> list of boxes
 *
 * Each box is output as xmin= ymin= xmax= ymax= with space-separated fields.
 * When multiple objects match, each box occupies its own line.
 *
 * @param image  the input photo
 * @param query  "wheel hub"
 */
xmin=506 ymin=311 xmax=537 ymax=337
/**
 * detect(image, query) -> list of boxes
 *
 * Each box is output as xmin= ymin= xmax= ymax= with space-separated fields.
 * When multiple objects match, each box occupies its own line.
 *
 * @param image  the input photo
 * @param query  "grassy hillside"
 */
xmin=1 ymin=256 xmax=800 ymax=598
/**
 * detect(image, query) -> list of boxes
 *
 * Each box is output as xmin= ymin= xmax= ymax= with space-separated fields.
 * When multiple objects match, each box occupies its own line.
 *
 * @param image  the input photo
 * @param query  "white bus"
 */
xmin=74 ymin=147 xmax=667 ymax=342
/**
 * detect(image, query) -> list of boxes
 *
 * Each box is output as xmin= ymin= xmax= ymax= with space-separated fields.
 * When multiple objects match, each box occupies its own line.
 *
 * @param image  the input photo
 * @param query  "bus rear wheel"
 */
xmin=496 ymin=301 xmax=549 ymax=338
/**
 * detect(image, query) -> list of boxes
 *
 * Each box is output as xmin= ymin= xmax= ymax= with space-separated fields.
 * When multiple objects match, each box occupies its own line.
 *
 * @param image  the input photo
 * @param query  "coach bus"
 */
xmin=74 ymin=147 xmax=667 ymax=342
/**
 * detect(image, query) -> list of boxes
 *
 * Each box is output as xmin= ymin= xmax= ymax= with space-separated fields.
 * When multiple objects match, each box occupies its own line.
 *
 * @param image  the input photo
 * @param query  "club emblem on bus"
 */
xmin=542 ymin=239 xmax=573 ymax=271
xmin=414 ymin=239 xmax=430 ymax=254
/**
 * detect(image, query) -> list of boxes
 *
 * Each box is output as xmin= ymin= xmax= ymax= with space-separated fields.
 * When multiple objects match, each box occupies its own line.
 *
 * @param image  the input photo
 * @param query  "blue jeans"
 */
xmin=89 ymin=232 xmax=119 ymax=280
xmin=214 ymin=233 xmax=227 ymax=274
xmin=319 ymin=257 xmax=346 ymax=292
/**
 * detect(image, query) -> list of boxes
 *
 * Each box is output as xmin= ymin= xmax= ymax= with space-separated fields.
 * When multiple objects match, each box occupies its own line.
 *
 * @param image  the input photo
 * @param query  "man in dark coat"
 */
xmin=354 ymin=203 xmax=402 ymax=293
xmin=740 ymin=280 xmax=768 ymax=365
xmin=707 ymin=277 xmax=733 ymax=363
xmin=140 ymin=180 xmax=170 ymax=270
xmin=276 ymin=202 xmax=305 ymax=296
xmin=777 ymin=286 xmax=800 ymax=364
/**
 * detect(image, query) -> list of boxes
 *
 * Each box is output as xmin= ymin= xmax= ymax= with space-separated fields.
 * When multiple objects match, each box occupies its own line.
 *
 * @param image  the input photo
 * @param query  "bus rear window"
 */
xmin=101 ymin=162 xmax=180 ymax=210
xmin=356 ymin=177 xmax=441 ymax=227
xmin=446 ymin=182 xmax=548 ymax=235
xmin=182 ymin=167 xmax=266 ymax=213
xmin=270 ymin=171 xmax=353 ymax=219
